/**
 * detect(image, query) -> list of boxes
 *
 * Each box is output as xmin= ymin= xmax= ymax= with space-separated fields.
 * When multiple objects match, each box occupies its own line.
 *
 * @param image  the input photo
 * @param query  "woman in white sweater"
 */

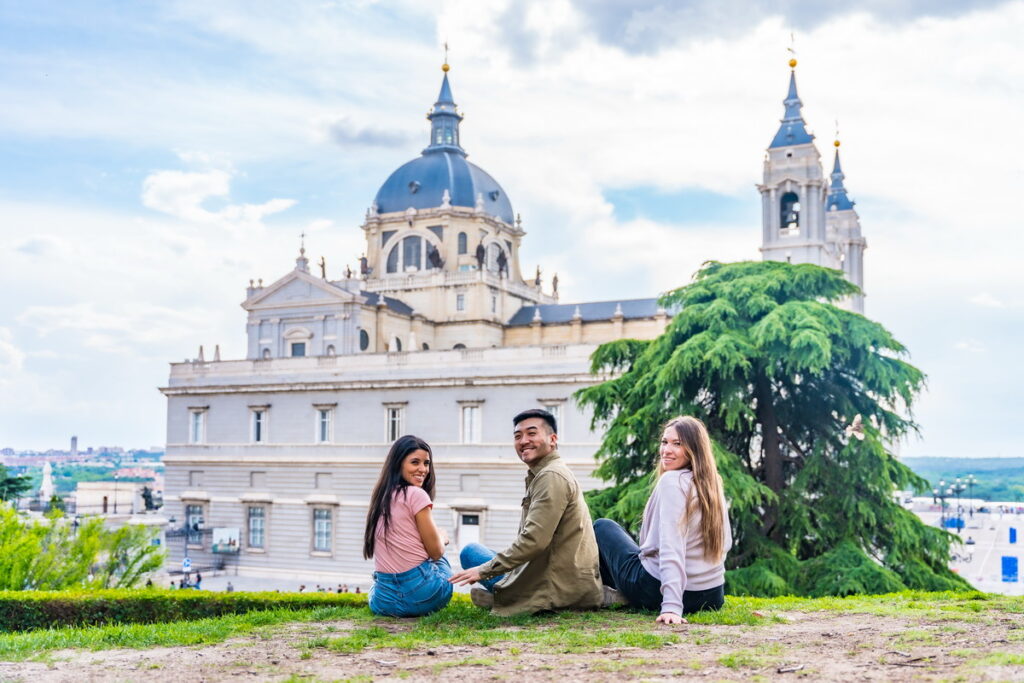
xmin=594 ymin=416 xmax=731 ymax=624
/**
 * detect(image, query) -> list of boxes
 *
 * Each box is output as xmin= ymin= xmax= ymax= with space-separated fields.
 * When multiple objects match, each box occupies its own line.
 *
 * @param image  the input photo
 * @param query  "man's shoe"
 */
xmin=602 ymin=585 xmax=628 ymax=607
xmin=470 ymin=586 xmax=494 ymax=609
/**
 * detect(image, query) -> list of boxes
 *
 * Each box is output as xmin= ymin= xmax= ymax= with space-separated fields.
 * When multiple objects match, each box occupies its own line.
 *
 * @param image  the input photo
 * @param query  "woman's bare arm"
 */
xmin=414 ymin=506 xmax=447 ymax=560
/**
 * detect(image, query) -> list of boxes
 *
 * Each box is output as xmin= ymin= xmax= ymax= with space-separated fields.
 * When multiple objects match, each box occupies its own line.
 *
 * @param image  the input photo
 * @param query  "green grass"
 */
xmin=974 ymin=652 xmax=1024 ymax=667
xmin=311 ymin=597 xmax=769 ymax=655
xmin=0 ymin=588 xmax=1018 ymax=664
xmin=0 ymin=605 xmax=367 ymax=661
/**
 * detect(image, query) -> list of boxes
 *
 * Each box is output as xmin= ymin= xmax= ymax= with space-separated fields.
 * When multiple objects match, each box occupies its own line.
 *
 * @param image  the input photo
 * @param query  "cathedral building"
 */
xmin=758 ymin=59 xmax=867 ymax=312
xmin=160 ymin=59 xmax=867 ymax=584
xmin=160 ymin=65 xmax=666 ymax=584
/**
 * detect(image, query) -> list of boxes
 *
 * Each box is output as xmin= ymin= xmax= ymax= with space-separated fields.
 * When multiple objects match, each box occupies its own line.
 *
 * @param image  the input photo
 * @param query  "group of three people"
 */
xmin=363 ymin=408 xmax=732 ymax=622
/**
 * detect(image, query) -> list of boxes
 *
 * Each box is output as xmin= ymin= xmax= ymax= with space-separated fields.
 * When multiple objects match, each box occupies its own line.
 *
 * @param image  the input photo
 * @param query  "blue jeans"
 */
xmin=459 ymin=543 xmax=504 ymax=592
xmin=369 ymin=557 xmax=453 ymax=617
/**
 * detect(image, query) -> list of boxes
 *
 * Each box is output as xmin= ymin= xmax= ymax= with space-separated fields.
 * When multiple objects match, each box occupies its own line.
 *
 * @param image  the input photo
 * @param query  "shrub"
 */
xmin=0 ymin=589 xmax=368 ymax=632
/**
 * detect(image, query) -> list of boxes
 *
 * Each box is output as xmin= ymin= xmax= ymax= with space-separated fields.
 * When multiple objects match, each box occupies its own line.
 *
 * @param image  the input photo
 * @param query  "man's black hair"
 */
xmin=512 ymin=408 xmax=557 ymax=435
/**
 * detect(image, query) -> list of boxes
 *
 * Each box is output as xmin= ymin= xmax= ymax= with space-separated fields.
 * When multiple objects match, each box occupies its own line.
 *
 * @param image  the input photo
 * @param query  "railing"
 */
xmin=168 ymin=343 xmax=597 ymax=379
xmin=364 ymin=269 xmax=552 ymax=303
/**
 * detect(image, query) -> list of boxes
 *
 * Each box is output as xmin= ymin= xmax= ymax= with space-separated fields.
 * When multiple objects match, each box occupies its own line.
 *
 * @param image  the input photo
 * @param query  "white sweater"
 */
xmin=638 ymin=469 xmax=732 ymax=615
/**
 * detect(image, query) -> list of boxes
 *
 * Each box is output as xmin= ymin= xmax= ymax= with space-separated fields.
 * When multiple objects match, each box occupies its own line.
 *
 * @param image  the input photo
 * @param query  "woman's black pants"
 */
xmin=593 ymin=518 xmax=724 ymax=614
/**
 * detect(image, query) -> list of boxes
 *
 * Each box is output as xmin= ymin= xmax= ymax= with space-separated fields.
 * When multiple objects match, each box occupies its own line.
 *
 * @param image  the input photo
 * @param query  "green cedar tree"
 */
xmin=576 ymin=260 xmax=968 ymax=596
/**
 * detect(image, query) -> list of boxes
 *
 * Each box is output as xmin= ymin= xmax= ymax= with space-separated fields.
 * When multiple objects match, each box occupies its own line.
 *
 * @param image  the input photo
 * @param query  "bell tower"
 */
xmin=825 ymin=139 xmax=867 ymax=313
xmin=757 ymin=58 xmax=830 ymax=267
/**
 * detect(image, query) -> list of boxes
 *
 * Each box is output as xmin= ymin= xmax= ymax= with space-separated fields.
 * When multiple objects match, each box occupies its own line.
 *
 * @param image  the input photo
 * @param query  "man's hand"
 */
xmin=449 ymin=566 xmax=484 ymax=586
xmin=655 ymin=612 xmax=687 ymax=625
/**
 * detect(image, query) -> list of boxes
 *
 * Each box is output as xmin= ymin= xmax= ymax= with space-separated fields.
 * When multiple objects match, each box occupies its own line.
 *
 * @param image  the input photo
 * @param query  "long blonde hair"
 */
xmin=658 ymin=416 xmax=726 ymax=563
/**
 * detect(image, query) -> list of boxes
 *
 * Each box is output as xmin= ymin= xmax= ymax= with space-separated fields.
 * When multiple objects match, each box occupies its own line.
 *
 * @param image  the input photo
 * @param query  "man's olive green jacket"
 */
xmin=478 ymin=451 xmax=603 ymax=616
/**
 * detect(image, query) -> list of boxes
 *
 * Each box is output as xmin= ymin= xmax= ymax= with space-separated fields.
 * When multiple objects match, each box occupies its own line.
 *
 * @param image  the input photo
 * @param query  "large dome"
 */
xmin=372 ymin=69 xmax=515 ymax=226
xmin=374 ymin=150 xmax=514 ymax=225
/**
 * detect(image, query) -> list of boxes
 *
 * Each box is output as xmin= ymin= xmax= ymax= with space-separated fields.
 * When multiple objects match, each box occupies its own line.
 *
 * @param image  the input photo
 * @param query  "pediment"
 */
xmin=243 ymin=269 xmax=363 ymax=311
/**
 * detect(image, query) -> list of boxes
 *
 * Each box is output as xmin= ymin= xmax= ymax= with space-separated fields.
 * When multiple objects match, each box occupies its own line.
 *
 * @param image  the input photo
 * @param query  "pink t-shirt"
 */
xmin=373 ymin=486 xmax=434 ymax=573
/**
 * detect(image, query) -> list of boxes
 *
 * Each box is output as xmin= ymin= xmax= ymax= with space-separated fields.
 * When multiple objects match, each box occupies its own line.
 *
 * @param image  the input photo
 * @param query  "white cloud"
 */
xmin=16 ymin=302 xmax=215 ymax=355
xmin=969 ymin=292 xmax=1005 ymax=308
xmin=0 ymin=328 xmax=26 ymax=377
xmin=141 ymin=168 xmax=296 ymax=232
xmin=954 ymin=339 xmax=987 ymax=353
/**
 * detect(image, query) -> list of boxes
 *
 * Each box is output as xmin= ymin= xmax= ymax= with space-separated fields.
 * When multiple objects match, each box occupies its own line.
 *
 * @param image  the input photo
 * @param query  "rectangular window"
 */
xmin=188 ymin=470 xmax=203 ymax=487
xmin=290 ymin=342 xmax=306 ymax=357
xmin=186 ymin=504 xmax=204 ymax=546
xmin=317 ymin=409 xmax=332 ymax=443
xmin=456 ymin=293 xmax=465 ymax=311
xmin=385 ymin=405 xmax=405 ymax=442
xmin=247 ymin=506 xmax=265 ymax=549
xmin=252 ymin=410 xmax=266 ymax=443
xmin=461 ymin=405 xmax=482 ymax=444
xmin=189 ymin=410 xmax=206 ymax=444
xmin=315 ymin=472 xmax=332 ymax=489
xmin=313 ymin=508 xmax=332 ymax=552
xmin=250 ymin=471 xmax=266 ymax=488
xmin=541 ymin=401 xmax=565 ymax=436
xmin=491 ymin=295 xmax=497 ymax=313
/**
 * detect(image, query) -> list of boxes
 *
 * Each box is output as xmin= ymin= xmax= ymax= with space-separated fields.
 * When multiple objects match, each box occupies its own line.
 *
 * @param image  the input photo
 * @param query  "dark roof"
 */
xmin=361 ymin=291 xmax=414 ymax=316
xmin=507 ymin=298 xmax=662 ymax=326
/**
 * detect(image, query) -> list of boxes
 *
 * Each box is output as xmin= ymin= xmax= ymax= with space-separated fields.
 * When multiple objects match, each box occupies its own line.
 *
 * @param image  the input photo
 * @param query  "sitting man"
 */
xmin=449 ymin=408 xmax=603 ymax=615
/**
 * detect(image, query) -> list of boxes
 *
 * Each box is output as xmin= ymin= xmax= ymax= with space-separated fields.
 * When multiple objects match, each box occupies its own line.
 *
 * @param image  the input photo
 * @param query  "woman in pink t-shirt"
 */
xmin=363 ymin=435 xmax=453 ymax=617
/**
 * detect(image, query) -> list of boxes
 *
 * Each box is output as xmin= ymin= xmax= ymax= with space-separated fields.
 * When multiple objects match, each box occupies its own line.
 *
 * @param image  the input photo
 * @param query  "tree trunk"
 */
xmin=755 ymin=371 xmax=785 ymax=542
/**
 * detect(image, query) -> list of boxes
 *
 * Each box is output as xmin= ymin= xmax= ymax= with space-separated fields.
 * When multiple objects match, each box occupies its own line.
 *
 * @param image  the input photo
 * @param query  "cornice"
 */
xmin=159 ymin=372 xmax=605 ymax=396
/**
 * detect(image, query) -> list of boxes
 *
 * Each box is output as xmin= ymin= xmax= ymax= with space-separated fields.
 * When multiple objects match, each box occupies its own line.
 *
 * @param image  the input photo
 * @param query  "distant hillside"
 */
xmin=902 ymin=457 xmax=1024 ymax=502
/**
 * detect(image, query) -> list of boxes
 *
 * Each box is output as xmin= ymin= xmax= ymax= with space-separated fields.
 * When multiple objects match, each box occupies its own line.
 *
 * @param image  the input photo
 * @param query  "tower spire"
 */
xmin=424 ymin=57 xmax=465 ymax=156
xmin=769 ymin=56 xmax=813 ymax=148
xmin=827 ymin=138 xmax=855 ymax=211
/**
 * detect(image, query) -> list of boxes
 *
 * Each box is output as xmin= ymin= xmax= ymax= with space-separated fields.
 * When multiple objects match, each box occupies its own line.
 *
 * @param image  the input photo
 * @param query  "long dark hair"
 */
xmin=362 ymin=435 xmax=435 ymax=560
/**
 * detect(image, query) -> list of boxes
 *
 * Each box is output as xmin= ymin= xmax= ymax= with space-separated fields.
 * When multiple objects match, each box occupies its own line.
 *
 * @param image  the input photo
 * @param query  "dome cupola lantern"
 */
xmin=371 ymin=64 xmax=515 ymax=225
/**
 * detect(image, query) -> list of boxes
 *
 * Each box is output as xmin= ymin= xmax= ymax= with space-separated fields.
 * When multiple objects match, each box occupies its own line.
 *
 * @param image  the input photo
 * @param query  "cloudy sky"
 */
xmin=1 ymin=0 xmax=1021 ymax=457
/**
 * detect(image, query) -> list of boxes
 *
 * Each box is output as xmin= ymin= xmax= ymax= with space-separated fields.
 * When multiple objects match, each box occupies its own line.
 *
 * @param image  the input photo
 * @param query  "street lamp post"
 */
xmin=964 ymin=474 xmax=978 ymax=516
xmin=113 ymin=472 xmax=120 ymax=514
xmin=933 ymin=480 xmax=951 ymax=529
xmin=952 ymin=478 xmax=967 ymax=534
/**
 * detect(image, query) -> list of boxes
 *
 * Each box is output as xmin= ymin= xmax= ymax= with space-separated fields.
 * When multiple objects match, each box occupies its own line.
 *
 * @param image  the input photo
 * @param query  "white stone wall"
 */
xmin=162 ymin=345 xmax=612 ymax=583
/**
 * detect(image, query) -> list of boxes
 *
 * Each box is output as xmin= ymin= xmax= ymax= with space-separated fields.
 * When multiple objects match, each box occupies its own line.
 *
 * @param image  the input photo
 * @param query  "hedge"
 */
xmin=0 ymin=589 xmax=368 ymax=632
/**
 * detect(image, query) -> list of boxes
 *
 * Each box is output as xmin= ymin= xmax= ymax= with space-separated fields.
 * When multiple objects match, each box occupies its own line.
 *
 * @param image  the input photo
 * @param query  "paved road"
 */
xmin=913 ymin=503 xmax=1024 ymax=596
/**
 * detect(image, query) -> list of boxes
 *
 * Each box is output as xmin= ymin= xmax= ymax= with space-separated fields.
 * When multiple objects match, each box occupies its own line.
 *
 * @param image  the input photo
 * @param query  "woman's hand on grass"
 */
xmin=655 ymin=612 xmax=687 ymax=625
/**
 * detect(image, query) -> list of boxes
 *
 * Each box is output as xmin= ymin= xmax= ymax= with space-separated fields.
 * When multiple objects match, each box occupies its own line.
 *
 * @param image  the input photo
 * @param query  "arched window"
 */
xmin=457 ymin=232 xmax=468 ymax=255
xmin=453 ymin=343 xmax=466 ymax=350
xmin=486 ymin=243 xmax=501 ymax=272
xmin=780 ymin=192 xmax=800 ymax=232
xmin=386 ymin=234 xmax=439 ymax=273
xmin=402 ymin=236 xmax=422 ymax=271
xmin=421 ymin=342 xmax=430 ymax=350
xmin=261 ymin=348 xmax=271 ymax=359
xmin=359 ymin=329 xmax=370 ymax=351
xmin=325 ymin=345 xmax=335 ymax=356
xmin=393 ymin=337 xmax=403 ymax=352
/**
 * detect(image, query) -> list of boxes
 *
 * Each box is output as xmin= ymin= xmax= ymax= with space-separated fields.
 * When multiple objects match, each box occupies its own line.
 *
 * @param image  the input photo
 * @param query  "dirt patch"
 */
xmin=0 ymin=610 xmax=1020 ymax=682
